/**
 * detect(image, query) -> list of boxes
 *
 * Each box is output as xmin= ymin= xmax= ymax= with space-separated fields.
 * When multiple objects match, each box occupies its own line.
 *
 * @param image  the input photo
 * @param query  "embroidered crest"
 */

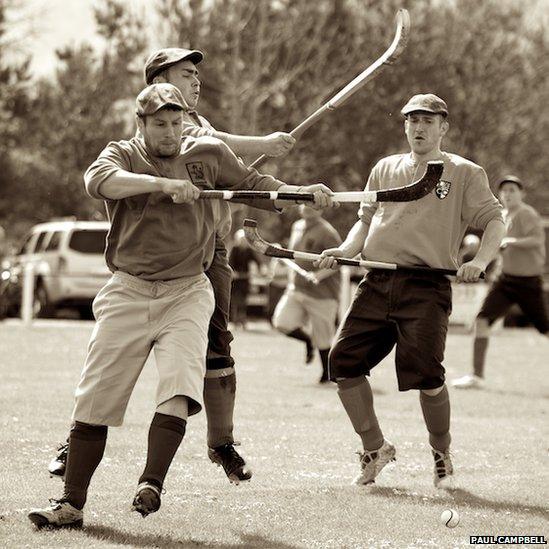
xmin=435 ymin=180 xmax=451 ymax=199
xmin=186 ymin=162 xmax=206 ymax=184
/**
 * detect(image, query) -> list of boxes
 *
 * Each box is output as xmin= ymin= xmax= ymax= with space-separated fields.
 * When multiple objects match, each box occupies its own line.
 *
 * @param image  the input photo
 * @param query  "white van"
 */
xmin=14 ymin=220 xmax=110 ymax=317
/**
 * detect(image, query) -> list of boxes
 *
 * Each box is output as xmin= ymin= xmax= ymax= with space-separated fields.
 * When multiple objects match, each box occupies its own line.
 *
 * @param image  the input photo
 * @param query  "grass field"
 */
xmin=0 ymin=320 xmax=547 ymax=548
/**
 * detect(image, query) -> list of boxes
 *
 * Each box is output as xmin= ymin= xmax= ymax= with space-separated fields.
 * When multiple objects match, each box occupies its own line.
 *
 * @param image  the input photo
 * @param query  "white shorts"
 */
xmin=272 ymin=289 xmax=338 ymax=350
xmin=72 ymin=271 xmax=214 ymax=426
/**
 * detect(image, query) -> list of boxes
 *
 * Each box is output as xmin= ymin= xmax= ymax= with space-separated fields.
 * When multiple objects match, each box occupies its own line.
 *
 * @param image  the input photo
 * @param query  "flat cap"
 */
xmin=136 ymin=83 xmax=187 ymax=116
xmin=497 ymin=175 xmax=523 ymax=190
xmin=401 ymin=93 xmax=448 ymax=117
xmin=145 ymin=48 xmax=204 ymax=85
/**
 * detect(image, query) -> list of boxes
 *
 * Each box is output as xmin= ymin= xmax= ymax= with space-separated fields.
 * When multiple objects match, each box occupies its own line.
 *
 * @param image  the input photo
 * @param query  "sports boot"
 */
xmin=208 ymin=443 xmax=252 ymax=484
xmin=28 ymin=499 xmax=83 ymax=529
xmin=432 ymin=448 xmax=454 ymax=488
xmin=354 ymin=440 xmax=396 ymax=485
xmin=131 ymin=482 xmax=162 ymax=517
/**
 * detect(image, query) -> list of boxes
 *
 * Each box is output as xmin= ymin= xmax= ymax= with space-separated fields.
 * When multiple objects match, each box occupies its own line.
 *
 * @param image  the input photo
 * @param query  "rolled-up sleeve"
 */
xmin=358 ymin=162 xmax=380 ymax=225
xmin=84 ymin=142 xmax=131 ymax=199
xmin=462 ymin=166 xmax=504 ymax=230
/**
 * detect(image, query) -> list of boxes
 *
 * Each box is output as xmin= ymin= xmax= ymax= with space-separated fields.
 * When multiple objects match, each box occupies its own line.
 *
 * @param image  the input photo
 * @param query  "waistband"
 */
xmin=501 ymin=273 xmax=542 ymax=282
xmin=113 ymin=270 xmax=206 ymax=292
xmin=368 ymin=268 xmax=450 ymax=281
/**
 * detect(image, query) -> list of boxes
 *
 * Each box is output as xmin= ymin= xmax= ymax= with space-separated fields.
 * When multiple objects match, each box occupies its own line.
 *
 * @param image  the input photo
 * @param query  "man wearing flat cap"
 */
xmin=454 ymin=175 xmax=547 ymax=389
xmin=317 ymin=93 xmax=505 ymax=488
xmin=28 ymin=83 xmax=334 ymax=529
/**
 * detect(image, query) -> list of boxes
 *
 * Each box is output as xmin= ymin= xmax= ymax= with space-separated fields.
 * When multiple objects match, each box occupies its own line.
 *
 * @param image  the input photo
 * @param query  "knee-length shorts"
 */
xmin=72 ymin=271 xmax=215 ymax=426
xmin=329 ymin=270 xmax=452 ymax=390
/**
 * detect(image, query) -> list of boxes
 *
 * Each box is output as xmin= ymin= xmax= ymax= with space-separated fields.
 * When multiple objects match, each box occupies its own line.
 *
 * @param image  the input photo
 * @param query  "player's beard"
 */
xmin=153 ymin=140 xmax=180 ymax=157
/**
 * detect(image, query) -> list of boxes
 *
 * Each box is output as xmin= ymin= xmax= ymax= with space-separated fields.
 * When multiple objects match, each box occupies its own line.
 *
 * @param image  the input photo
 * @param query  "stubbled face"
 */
xmin=404 ymin=112 xmax=448 ymax=156
xmin=138 ymin=108 xmax=183 ymax=157
xmin=499 ymin=183 xmax=523 ymax=209
xmin=165 ymin=60 xmax=201 ymax=108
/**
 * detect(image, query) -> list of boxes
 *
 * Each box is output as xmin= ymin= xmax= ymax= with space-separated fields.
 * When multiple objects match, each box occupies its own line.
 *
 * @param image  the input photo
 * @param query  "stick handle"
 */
xmin=198 ymin=190 xmax=375 ymax=203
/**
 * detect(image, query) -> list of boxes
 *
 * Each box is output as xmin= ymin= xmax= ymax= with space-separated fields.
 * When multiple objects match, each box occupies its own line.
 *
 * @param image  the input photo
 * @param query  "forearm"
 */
xmin=475 ymin=219 xmax=506 ymax=266
xmin=213 ymin=131 xmax=267 ymax=156
xmin=339 ymin=220 xmax=371 ymax=257
xmin=98 ymin=170 xmax=163 ymax=200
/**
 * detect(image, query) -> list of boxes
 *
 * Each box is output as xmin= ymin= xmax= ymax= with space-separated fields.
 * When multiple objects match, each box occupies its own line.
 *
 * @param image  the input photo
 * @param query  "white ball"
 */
xmin=440 ymin=508 xmax=460 ymax=528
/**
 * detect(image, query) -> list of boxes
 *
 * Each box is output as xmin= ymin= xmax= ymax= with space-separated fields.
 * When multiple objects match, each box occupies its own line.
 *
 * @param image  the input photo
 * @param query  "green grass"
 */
xmin=0 ymin=320 xmax=548 ymax=548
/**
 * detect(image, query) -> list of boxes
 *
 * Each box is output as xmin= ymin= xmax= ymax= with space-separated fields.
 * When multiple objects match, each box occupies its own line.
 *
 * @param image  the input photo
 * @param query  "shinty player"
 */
xmin=453 ymin=175 xmax=548 ymax=389
xmin=48 ymin=47 xmax=297 ymax=485
xmin=272 ymin=205 xmax=342 ymax=383
xmin=316 ymin=93 xmax=505 ymax=487
xmin=29 ymin=83 xmax=334 ymax=529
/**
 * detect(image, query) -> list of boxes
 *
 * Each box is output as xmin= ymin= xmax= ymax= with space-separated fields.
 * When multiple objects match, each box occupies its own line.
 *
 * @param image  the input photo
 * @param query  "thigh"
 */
xmin=329 ymin=274 xmax=396 ymax=379
xmin=393 ymin=276 xmax=451 ymax=391
xmin=73 ymin=276 xmax=153 ymax=426
xmin=154 ymin=275 xmax=215 ymax=416
xmin=477 ymin=278 xmax=514 ymax=324
xmin=304 ymin=296 xmax=339 ymax=349
xmin=272 ymin=290 xmax=306 ymax=332
xmin=514 ymin=278 xmax=549 ymax=333
xmin=205 ymin=241 xmax=234 ymax=361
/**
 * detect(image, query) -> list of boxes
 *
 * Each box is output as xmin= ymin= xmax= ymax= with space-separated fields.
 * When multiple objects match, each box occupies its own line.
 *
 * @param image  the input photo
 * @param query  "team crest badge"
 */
xmin=435 ymin=180 xmax=451 ymax=199
xmin=186 ymin=162 xmax=206 ymax=184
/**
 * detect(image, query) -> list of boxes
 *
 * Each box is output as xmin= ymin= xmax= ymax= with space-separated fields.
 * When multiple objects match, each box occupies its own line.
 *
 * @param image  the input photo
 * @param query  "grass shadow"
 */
xmin=83 ymin=524 xmax=299 ymax=548
xmin=370 ymin=486 xmax=548 ymax=519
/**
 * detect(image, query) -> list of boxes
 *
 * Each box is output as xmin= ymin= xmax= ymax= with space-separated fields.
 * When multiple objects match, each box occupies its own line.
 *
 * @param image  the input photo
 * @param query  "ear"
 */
xmin=152 ymin=72 xmax=168 ymax=84
xmin=440 ymin=118 xmax=449 ymax=136
xmin=136 ymin=115 xmax=146 ymax=134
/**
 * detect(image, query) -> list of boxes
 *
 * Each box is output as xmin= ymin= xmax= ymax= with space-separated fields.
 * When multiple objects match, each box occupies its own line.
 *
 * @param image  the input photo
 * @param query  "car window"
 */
xmin=18 ymin=234 xmax=33 ymax=255
xmin=68 ymin=230 xmax=108 ymax=254
xmin=45 ymin=231 xmax=62 ymax=252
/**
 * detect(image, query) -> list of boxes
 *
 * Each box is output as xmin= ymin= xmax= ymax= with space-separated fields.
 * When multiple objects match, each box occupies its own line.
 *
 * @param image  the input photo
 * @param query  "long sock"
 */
xmin=473 ymin=337 xmax=489 ymax=378
xmin=319 ymin=349 xmax=330 ymax=381
xmin=286 ymin=328 xmax=313 ymax=354
xmin=420 ymin=386 xmax=451 ymax=452
xmin=138 ymin=413 xmax=186 ymax=489
xmin=337 ymin=377 xmax=383 ymax=451
xmin=63 ymin=422 xmax=108 ymax=510
xmin=204 ymin=372 xmax=236 ymax=448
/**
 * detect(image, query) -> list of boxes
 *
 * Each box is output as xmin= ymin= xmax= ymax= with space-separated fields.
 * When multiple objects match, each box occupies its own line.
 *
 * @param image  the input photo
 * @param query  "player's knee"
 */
xmin=156 ymin=395 xmax=189 ymax=420
xmin=474 ymin=316 xmax=490 ymax=337
xmin=421 ymin=384 xmax=445 ymax=397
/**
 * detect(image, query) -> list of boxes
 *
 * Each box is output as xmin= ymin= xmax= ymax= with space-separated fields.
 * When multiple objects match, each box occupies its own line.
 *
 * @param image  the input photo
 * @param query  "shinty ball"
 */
xmin=440 ymin=508 xmax=460 ymax=528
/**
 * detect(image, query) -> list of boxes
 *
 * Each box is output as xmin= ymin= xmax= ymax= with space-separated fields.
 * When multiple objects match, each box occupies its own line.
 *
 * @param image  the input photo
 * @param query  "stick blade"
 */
xmin=376 ymin=161 xmax=444 ymax=202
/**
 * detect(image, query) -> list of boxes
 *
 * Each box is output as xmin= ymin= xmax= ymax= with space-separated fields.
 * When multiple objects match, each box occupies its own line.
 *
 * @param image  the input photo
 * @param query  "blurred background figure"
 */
xmin=229 ymin=229 xmax=259 ymax=329
xmin=272 ymin=205 xmax=342 ymax=383
xmin=266 ymin=245 xmax=290 ymax=321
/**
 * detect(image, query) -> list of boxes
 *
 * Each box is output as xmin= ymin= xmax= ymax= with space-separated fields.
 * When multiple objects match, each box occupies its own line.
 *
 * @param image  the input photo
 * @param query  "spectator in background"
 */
xmin=453 ymin=175 xmax=548 ymax=389
xmin=229 ymin=229 xmax=259 ymax=329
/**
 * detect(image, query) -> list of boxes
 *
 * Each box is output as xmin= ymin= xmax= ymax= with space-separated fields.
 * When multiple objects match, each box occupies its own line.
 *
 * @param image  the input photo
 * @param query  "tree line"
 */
xmin=1 ymin=0 xmax=548 ymax=247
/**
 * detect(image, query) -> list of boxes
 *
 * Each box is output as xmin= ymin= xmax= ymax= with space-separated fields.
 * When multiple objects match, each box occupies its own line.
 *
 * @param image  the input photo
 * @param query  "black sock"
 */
xmin=139 ymin=413 xmax=187 ymax=490
xmin=319 ymin=349 xmax=330 ymax=380
xmin=63 ymin=422 xmax=108 ymax=510
xmin=204 ymin=374 xmax=236 ymax=448
xmin=420 ymin=386 xmax=451 ymax=452
xmin=473 ymin=337 xmax=489 ymax=378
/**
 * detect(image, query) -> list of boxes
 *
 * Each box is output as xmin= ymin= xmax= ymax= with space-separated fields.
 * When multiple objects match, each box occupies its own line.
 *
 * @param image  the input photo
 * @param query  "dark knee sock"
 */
xmin=420 ymin=386 xmax=451 ymax=452
xmin=319 ymin=349 xmax=330 ymax=380
xmin=63 ymin=422 xmax=108 ymax=510
xmin=337 ymin=377 xmax=383 ymax=451
xmin=204 ymin=373 xmax=236 ymax=448
xmin=286 ymin=328 xmax=313 ymax=353
xmin=473 ymin=337 xmax=489 ymax=378
xmin=139 ymin=413 xmax=187 ymax=490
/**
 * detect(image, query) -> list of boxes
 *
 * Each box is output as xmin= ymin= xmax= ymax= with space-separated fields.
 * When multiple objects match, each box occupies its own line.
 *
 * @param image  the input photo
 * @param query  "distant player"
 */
xmin=453 ymin=175 xmax=548 ymax=389
xmin=273 ymin=205 xmax=342 ymax=383
xmin=317 ymin=94 xmax=505 ymax=487
xmin=29 ymin=83 xmax=334 ymax=529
